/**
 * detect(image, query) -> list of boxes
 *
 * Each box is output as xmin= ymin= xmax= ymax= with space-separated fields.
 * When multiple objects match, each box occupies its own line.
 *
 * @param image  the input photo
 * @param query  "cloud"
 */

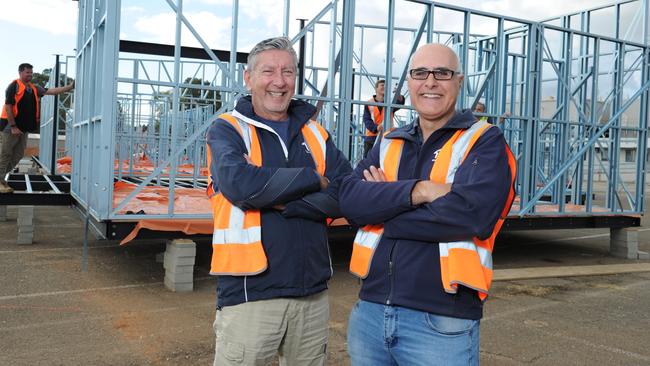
xmin=123 ymin=5 xmax=146 ymax=15
xmin=229 ymin=0 xmax=331 ymax=37
xmin=131 ymin=11 xmax=232 ymax=49
xmin=441 ymin=0 xmax=614 ymax=21
xmin=0 ymin=0 xmax=77 ymax=35
xmin=195 ymin=0 xmax=232 ymax=5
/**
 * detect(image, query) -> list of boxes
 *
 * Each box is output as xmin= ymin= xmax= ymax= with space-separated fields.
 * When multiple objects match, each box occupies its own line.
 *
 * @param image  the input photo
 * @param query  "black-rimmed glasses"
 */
xmin=409 ymin=68 xmax=458 ymax=80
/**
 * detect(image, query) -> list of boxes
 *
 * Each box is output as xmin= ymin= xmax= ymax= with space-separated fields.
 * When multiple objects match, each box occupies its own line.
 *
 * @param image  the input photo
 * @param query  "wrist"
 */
xmin=410 ymin=181 xmax=425 ymax=206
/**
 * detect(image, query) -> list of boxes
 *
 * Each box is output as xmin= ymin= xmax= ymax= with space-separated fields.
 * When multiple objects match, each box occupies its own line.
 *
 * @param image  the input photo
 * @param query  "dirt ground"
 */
xmin=1 ymin=205 xmax=649 ymax=365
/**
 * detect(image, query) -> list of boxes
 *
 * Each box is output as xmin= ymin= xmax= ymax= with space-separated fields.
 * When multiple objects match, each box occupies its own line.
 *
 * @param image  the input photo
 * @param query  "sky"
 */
xmin=0 ymin=0 xmax=644 ymax=91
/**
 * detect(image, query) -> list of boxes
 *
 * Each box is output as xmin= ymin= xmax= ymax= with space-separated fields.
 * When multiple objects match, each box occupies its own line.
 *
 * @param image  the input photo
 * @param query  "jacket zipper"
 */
xmin=233 ymin=111 xmax=293 ymax=201
xmin=386 ymin=241 xmax=397 ymax=305
xmin=244 ymin=276 xmax=248 ymax=302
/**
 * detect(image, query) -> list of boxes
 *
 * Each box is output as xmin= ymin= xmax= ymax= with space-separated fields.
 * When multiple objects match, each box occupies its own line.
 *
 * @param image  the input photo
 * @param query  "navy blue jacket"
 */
xmin=207 ymin=96 xmax=352 ymax=308
xmin=339 ymin=109 xmax=513 ymax=320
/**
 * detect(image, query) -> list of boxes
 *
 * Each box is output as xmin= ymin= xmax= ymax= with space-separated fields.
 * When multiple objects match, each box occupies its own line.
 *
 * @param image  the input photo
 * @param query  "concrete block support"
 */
xmin=17 ymin=233 xmax=34 ymax=245
xmin=0 ymin=205 xmax=6 ymax=221
xmin=610 ymin=228 xmax=639 ymax=259
xmin=17 ymin=159 xmax=32 ymax=173
xmin=163 ymin=239 xmax=196 ymax=292
xmin=17 ymin=206 xmax=34 ymax=245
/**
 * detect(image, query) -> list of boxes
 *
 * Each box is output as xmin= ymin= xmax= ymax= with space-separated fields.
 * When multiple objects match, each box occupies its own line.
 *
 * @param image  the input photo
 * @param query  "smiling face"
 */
xmin=407 ymin=44 xmax=463 ymax=129
xmin=244 ymin=49 xmax=296 ymax=121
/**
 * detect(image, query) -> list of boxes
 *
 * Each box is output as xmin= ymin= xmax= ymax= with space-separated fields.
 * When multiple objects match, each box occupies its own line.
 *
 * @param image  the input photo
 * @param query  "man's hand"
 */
xmin=45 ymin=81 xmax=76 ymax=96
xmin=10 ymin=126 xmax=22 ymax=135
xmin=411 ymin=180 xmax=451 ymax=205
xmin=498 ymin=111 xmax=511 ymax=123
xmin=363 ymin=165 xmax=386 ymax=182
xmin=377 ymin=124 xmax=384 ymax=133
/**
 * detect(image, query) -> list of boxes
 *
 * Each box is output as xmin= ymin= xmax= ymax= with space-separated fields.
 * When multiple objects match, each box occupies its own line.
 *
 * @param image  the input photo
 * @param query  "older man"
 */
xmin=340 ymin=43 xmax=516 ymax=365
xmin=206 ymin=37 xmax=351 ymax=365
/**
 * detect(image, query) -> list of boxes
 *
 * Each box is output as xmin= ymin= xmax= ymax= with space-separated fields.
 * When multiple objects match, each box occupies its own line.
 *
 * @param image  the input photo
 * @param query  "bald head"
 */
xmin=409 ymin=44 xmax=461 ymax=74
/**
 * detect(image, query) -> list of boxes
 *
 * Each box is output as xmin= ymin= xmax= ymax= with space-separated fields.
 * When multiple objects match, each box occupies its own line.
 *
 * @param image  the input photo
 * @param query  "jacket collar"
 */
xmin=385 ymin=109 xmax=476 ymax=142
xmin=234 ymin=95 xmax=317 ymax=127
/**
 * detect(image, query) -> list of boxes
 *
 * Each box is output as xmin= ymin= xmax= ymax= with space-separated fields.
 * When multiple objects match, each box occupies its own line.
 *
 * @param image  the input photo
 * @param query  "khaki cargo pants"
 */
xmin=213 ymin=291 xmax=329 ymax=366
xmin=0 ymin=131 xmax=27 ymax=182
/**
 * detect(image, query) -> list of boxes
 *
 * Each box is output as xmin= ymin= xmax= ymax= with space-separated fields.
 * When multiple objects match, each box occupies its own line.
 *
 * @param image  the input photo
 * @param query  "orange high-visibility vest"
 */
xmin=207 ymin=112 xmax=329 ymax=275
xmin=1 ymin=79 xmax=40 ymax=122
xmin=365 ymin=98 xmax=396 ymax=137
xmin=350 ymin=119 xmax=516 ymax=301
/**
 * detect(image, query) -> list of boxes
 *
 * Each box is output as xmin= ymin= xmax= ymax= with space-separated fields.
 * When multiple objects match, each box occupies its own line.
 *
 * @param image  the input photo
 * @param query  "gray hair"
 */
xmin=247 ymin=37 xmax=298 ymax=71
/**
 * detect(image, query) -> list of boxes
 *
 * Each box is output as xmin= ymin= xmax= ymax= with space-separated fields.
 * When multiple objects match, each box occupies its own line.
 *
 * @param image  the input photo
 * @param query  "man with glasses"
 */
xmin=340 ymin=43 xmax=516 ymax=365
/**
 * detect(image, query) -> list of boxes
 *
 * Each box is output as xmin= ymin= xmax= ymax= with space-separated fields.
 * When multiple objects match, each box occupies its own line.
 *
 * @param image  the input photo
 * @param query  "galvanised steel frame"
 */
xmin=39 ymin=55 xmax=75 ymax=174
xmin=72 ymin=0 xmax=648 ymax=236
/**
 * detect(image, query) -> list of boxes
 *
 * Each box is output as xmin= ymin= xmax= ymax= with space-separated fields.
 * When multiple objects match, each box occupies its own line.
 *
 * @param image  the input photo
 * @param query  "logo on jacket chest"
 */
xmin=301 ymin=142 xmax=312 ymax=155
xmin=431 ymin=149 xmax=441 ymax=163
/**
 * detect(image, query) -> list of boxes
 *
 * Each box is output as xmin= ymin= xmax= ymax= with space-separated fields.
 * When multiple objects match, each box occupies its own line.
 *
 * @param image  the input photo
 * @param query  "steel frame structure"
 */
xmin=0 ymin=172 xmax=71 ymax=206
xmin=39 ymin=55 xmax=75 ymax=174
xmin=71 ymin=0 xmax=649 ymax=237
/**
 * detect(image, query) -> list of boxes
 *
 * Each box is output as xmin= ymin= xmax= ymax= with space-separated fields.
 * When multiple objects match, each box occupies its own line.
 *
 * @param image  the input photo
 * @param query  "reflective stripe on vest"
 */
xmin=207 ymin=113 xmax=328 ymax=275
xmin=349 ymin=134 xmax=404 ymax=278
xmin=301 ymin=120 xmax=328 ymax=176
xmin=1 ymin=79 xmax=40 ymax=121
xmin=349 ymin=119 xmax=517 ymax=302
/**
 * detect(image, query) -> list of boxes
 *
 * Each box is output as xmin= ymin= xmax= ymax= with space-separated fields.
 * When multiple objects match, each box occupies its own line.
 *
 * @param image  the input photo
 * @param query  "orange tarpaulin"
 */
xmin=119 ymin=217 xmax=351 ymax=245
xmin=55 ymin=156 xmax=210 ymax=177
xmin=113 ymin=181 xmax=212 ymax=215
xmin=119 ymin=219 xmax=213 ymax=245
xmin=57 ymin=156 xmax=72 ymax=173
xmin=114 ymin=181 xmax=213 ymax=245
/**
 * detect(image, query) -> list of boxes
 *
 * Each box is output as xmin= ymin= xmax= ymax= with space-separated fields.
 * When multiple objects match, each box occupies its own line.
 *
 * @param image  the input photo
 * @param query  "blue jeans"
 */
xmin=347 ymin=300 xmax=480 ymax=366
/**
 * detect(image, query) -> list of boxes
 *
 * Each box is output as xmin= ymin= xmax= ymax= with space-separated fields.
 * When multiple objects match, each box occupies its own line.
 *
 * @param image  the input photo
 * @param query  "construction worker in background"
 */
xmin=0 ymin=63 xmax=74 ymax=193
xmin=340 ymin=43 xmax=516 ymax=365
xmin=206 ymin=36 xmax=352 ymax=366
xmin=362 ymin=79 xmax=405 ymax=158
xmin=473 ymin=101 xmax=510 ymax=124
